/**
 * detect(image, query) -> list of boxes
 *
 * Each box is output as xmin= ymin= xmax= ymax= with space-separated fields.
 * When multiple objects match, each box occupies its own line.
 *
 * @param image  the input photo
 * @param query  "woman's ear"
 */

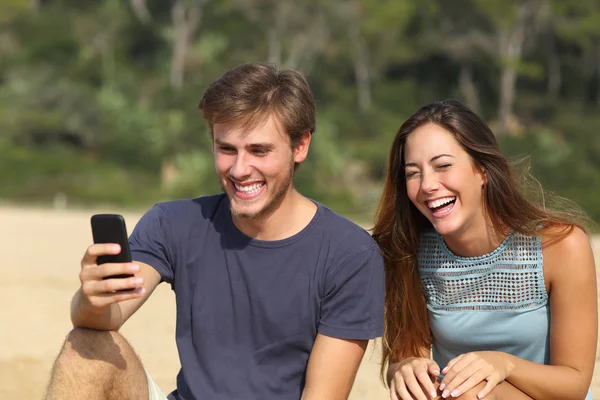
xmin=481 ymin=168 xmax=488 ymax=185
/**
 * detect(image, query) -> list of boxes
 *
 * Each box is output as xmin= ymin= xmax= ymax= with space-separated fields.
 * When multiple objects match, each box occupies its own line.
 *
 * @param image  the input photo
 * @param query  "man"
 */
xmin=44 ymin=63 xmax=384 ymax=400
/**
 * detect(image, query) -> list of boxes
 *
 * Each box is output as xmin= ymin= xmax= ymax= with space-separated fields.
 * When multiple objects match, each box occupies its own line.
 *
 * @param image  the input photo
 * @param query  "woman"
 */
xmin=372 ymin=100 xmax=597 ymax=400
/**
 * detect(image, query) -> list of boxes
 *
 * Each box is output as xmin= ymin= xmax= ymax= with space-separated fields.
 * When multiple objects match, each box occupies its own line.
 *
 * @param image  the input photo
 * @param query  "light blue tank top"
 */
xmin=418 ymin=231 xmax=592 ymax=400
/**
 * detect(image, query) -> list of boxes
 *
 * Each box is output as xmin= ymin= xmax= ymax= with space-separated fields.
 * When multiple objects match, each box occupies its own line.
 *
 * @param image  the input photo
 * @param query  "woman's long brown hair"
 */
xmin=372 ymin=99 xmax=591 ymax=381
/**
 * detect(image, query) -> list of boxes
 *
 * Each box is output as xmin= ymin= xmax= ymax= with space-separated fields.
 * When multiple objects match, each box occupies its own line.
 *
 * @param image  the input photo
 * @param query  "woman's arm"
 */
xmin=439 ymin=227 xmax=597 ymax=400
xmin=505 ymin=226 xmax=597 ymax=399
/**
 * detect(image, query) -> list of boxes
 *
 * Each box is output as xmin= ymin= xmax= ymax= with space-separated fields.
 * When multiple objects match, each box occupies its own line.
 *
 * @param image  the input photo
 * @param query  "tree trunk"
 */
xmin=101 ymin=43 xmax=115 ymax=84
xmin=547 ymin=52 xmax=561 ymax=100
xmin=161 ymin=159 xmax=178 ymax=188
xmin=348 ymin=21 xmax=371 ymax=113
xmin=129 ymin=0 xmax=152 ymax=24
xmin=459 ymin=63 xmax=479 ymax=114
xmin=546 ymin=36 xmax=561 ymax=100
xmin=596 ymin=43 xmax=600 ymax=108
xmin=497 ymin=3 xmax=530 ymax=135
xmin=170 ymin=0 xmax=204 ymax=91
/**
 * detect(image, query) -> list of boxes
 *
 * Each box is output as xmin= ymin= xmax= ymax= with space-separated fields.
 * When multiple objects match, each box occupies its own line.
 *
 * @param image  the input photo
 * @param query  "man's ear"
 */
xmin=293 ymin=132 xmax=312 ymax=164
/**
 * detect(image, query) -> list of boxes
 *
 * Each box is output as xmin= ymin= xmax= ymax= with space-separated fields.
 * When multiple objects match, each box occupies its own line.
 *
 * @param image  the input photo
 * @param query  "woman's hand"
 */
xmin=438 ymin=351 xmax=516 ymax=398
xmin=389 ymin=357 xmax=441 ymax=400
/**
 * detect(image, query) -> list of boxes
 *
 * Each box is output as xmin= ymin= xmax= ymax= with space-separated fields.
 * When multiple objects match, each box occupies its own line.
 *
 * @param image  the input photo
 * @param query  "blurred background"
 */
xmin=1 ymin=0 xmax=600 ymax=223
xmin=1 ymin=0 xmax=600 ymax=399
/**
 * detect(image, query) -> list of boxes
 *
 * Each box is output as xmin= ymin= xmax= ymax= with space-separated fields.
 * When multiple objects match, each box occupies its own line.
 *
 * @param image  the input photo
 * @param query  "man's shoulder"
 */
xmin=314 ymin=202 xmax=379 ymax=253
xmin=153 ymin=193 xmax=227 ymax=221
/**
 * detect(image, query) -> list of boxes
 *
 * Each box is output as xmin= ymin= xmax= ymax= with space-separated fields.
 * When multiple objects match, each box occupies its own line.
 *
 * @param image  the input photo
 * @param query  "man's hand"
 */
xmin=79 ymin=243 xmax=146 ymax=312
xmin=438 ymin=351 xmax=515 ymax=399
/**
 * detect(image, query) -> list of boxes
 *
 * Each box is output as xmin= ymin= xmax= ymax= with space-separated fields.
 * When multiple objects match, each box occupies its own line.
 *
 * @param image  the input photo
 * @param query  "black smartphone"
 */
xmin=91 ymin=214 xmax=134 ymax=279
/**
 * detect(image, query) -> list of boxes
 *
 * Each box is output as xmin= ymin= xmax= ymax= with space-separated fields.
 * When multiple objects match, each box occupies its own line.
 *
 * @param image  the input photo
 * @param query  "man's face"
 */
xmin=213 ymin=115 xmax=309 ymax=220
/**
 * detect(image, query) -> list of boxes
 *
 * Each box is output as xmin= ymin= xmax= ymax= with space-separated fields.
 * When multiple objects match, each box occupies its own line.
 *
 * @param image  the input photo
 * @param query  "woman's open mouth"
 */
xmin=426 ymin=196 xmax=456 ymax=218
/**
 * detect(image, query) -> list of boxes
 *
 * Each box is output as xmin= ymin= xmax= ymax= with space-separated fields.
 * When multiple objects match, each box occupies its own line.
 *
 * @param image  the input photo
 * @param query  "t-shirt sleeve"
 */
xmin=129 ymin=204 xmax=176 ymax=284
xmin=318 ymin=245 xmax=385 ymax=340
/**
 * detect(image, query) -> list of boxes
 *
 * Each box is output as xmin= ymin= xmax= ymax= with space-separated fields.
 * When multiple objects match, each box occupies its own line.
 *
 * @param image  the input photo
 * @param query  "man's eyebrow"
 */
xmin=247 ymin=143 xmax=275 ymax=150
xmin=214 ymin=139 xmax=275 ymax=150
xmin=214 ymin=139 xmax=232 ymax=146
xmin=404 ymin=154 xmax=454 ymax=167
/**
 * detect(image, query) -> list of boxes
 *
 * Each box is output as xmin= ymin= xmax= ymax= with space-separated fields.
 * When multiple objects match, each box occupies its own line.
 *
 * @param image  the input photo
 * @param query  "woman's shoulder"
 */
xmin=540 ymin=224 xmax=590 ymax=251
xmin=540 ymin=224 xmax=595 ymax=284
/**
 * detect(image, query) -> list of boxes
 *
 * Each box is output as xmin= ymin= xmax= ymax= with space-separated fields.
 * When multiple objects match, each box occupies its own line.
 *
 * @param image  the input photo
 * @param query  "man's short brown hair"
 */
xmin=198 ymin=63 xmax=316 ymax=147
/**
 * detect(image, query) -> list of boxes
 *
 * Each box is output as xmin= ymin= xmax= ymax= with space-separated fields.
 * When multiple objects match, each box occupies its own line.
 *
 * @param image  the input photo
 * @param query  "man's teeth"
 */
xmin=428 ymin=197 xmax=455 ymax=209
xmin=234 ymin=182 xmax=264 ymax=193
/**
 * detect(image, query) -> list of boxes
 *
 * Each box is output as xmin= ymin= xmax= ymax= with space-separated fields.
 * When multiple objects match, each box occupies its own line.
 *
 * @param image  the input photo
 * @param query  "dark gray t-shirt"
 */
xmin=129 ymin=194 xmax=384 ymax=400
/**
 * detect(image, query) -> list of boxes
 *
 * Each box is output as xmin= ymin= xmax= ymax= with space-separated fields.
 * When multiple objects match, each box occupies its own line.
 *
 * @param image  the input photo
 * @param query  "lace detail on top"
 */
xmin=418 ymin=231 xmax=548 ymax=312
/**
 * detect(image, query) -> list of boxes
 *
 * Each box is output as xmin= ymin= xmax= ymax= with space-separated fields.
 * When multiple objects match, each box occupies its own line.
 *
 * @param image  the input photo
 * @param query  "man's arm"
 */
xmin=301 ymin=333 xmax=368 ymax=400
xmin=71 ymin=257 xmax=162 ymax=331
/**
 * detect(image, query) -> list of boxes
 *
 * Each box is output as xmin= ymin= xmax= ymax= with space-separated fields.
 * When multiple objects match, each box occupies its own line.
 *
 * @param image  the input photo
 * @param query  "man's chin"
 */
xmin=231 ymin=209 xmax=259 ymax=219
xmin=230 ymin=202 xmax=263 ymax=220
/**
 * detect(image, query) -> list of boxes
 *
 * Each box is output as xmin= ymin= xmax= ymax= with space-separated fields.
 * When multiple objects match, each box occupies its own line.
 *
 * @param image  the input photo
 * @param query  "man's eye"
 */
xmin=253 ymin=149 xmax=269 ymax=155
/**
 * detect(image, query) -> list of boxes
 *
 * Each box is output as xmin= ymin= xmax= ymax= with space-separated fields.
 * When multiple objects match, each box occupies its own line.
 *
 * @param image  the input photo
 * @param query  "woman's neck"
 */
xmin=443 ymin=221 xmax=507 ymax=258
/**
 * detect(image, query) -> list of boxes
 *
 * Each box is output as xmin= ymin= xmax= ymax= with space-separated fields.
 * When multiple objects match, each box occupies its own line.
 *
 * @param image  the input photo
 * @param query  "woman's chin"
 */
xmin=431 ymin=218 xmax=461 ymax=237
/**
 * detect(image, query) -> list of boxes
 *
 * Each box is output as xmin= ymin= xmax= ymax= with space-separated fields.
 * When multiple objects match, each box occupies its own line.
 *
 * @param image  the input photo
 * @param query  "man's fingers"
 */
xmin=101 ymin=276 xmax=144 ymax=293
xmin=86 ymin=287 xmax=145 ymax=309
xmin=81 ymin=243 xmax=121 ymax=266
xmin=80 ymin=263 xmax=139 ymax=281
xmin=83 ymin=276 xmax=144 ymax=297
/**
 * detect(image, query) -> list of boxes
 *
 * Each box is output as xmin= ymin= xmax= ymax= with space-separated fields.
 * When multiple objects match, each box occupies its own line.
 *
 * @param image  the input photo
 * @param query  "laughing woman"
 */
xmin=372 ymin=100 xmax=597 ymax=400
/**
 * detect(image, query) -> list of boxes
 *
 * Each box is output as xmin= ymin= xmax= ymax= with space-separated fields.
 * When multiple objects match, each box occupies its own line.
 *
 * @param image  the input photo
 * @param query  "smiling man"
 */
xmin=44 ymin=63 xmax=384 ymax=400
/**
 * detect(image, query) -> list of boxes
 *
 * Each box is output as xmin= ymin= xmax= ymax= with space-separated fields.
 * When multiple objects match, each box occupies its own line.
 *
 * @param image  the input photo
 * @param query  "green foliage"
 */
xmin=498 ymin=109 xmax=600 ymax=223
xmin=0 ymin=140 xmax=160 ymax=207
xmin=0 ymin=0 xmax=599 ymax=225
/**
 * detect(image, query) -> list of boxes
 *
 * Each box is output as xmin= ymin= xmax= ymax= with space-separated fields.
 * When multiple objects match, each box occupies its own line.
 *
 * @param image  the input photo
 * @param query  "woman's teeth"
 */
xmin=427 ymin=196 xmax=456 ymax=209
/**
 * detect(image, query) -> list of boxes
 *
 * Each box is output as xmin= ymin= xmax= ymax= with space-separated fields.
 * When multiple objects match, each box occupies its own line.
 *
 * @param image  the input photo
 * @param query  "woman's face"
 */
xmin=403 ymin=123 xmax=487 ymax=238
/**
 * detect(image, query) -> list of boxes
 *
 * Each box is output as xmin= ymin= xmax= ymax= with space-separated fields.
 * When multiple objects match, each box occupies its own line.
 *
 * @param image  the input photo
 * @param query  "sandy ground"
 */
xmin=1 ymin=206 xmax=598 ymax=399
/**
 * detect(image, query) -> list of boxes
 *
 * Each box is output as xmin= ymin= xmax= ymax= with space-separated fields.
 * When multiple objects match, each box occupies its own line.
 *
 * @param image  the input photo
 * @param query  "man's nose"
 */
xmin=229 ymin=153 xmax=253 ymax=180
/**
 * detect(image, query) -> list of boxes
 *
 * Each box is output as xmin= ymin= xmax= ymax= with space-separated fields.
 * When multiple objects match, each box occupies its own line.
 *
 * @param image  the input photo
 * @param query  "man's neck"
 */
xmin=232 ymin=190 xmax=317 ymax=241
